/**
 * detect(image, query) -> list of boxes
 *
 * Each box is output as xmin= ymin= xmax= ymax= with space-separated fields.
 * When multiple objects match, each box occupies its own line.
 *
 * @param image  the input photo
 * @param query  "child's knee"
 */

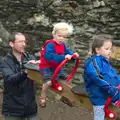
xmin=47 ymin=81 xmax=52 ymax=85
xmin=44 ymin=81 xmax=51 ymax=86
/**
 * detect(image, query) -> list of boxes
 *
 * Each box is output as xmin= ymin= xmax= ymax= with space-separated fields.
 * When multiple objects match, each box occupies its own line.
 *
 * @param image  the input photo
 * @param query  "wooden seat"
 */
xmin=24 ymin=63 xmax=39 ymax=71
xmin=25 ymin=63 xmax=120 ymax=120
xmin=71 ymin=84 xmax=88 ymax=97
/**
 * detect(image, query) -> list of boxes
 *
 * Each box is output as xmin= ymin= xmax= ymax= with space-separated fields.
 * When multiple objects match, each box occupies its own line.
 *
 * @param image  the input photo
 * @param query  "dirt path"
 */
xmin=38 ymin=100 xmax=93 ymax=120
xmin=0 ymin=90 xmax=94 ymax=120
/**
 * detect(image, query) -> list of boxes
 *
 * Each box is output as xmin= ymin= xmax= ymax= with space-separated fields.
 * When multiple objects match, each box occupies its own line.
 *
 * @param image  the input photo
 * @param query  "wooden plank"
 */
xmin=27 ymin=69 xmax=43 ymax=83
xmin=60 ymin=82 xmax=92 ymax=109
xmin=26 ymin=65 xmax=120 ymax=120
xmin=111 ymin=46 xmax=120 ymax=61
xmin=27 ymin=68 xmax=92 ymax=109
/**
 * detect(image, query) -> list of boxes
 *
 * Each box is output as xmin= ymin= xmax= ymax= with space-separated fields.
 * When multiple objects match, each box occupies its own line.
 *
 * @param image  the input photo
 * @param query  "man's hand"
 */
xmin=24 ymin=69 xmax=28 ymax=74
xmin=118 ymin=84 xmax=120 ymax=90
xmin=27 ymin=60 xmax=41 ymax=64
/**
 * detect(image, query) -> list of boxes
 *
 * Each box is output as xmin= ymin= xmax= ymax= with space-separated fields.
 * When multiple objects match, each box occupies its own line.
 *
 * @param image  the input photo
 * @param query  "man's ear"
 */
xmin=9 ymin=41 xmax=14 ymax=48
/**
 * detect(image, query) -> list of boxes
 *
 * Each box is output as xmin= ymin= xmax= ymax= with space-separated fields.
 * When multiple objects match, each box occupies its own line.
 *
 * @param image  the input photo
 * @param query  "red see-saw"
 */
xmin=50 ymin=54 xmax=80 ymax=92
xmin=105 ymin=97 xmax=115 ymax=119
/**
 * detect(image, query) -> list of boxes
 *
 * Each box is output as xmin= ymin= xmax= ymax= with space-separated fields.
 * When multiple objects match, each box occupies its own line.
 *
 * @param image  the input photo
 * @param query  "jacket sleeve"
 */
xmin=0 ymin=60 xmax=27 ymax=85
xmin=86 ymin=58 xmax=119 ymax=98
xmin=44 ymin=43 xmax=65 ymax=64
xmin=64 ymin=44 xmax=74 ymax=55
xmin=112 ymin=68 xmax=120 ymax=84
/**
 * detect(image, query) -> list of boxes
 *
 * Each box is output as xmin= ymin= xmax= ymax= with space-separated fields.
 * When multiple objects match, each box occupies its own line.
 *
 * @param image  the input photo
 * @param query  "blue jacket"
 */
xmin=84 ymin=55 xmax=120 ymax=105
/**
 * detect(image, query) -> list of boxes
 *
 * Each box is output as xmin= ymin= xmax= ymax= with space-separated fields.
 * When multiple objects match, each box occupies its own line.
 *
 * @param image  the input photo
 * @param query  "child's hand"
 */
xmin=65 ymin=54 xmax=72 ymax=60
xmin=73 ymin=52 xmax=79 ymax=58
xmin=118 ymin=84 xmax=120 ymax=90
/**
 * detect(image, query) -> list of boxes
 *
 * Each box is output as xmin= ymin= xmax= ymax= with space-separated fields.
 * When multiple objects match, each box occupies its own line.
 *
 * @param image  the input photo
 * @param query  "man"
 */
xmin=0 ymin=32 xmax=38 ymax=120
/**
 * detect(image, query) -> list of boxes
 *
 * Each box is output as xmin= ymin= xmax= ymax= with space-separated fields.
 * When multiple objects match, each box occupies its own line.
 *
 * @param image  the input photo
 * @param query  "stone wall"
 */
xmin=0 ymin=0 xmax=120 ymax=84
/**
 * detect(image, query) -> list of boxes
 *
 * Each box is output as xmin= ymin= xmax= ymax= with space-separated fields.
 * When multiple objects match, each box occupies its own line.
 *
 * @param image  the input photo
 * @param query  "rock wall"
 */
xmin=0 ymin=0 xmax=120 ymax=84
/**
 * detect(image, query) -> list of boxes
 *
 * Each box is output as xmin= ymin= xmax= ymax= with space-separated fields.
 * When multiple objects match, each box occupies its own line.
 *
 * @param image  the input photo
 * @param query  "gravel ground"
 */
xmin=0 ymin=89 xmax=94 ymax=120
xmin=38 ymin=100 xmax=94 ymax=120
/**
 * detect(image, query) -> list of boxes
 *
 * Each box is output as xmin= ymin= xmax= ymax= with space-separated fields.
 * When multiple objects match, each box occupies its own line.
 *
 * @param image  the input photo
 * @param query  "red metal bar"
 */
xmin=51 ymin=54 xmax=80 ymax=92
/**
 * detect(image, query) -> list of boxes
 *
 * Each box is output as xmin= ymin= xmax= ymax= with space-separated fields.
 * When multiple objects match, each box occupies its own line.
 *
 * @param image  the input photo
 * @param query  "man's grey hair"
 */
xmin=9 ymin=32 xmax=24 ymax=42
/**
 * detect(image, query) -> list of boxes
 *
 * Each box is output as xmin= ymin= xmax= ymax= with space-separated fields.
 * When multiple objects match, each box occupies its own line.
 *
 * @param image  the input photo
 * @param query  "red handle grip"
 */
xmin=51 ymin=54 xmax=80 ymax=88
xmin=104 ymin=97 xmax=115 ymax=119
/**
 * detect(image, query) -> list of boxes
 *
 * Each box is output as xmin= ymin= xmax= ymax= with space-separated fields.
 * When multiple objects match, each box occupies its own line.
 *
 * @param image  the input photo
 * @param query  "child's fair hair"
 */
xmin=90 ymin=34 xmax=113 ymax=55
xmin=52 ymin=22 xmax=74 ymax=35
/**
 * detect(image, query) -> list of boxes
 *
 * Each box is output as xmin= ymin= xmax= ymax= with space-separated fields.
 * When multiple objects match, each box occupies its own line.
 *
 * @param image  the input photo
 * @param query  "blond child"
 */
xmin=39 ymin=22 xmax=79 ymax=107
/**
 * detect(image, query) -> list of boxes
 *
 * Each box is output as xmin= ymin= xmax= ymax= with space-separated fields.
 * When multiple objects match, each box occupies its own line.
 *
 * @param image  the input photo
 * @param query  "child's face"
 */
xmin=96 ymin=40 xmax=112 ymax=59
xmin=53 ymin=30 xmax=68 ymax=44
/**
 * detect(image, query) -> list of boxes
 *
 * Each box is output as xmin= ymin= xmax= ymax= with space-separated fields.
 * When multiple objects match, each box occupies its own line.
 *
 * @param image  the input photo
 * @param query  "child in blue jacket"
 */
xmin=39 ymin=22 xmax=79 ymax=107
xmin=84 ymin=34 xmax=120 ymax=120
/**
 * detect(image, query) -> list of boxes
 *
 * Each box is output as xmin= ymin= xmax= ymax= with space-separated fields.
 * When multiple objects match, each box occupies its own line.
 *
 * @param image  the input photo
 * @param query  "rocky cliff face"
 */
xmin=0 ymin=0 xmax=120 ymax=84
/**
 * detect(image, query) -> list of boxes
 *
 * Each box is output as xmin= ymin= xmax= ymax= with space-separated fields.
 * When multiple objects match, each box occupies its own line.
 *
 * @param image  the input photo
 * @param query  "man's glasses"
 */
xmin=14 ymin=40 xmax=27 ymax=44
